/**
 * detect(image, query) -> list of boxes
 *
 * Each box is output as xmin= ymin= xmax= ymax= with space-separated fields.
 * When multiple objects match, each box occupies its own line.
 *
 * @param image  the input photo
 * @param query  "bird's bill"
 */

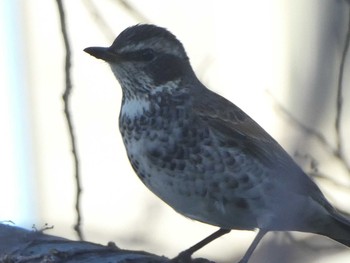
xmin=84 ymin=46 xmax=118 ymax=62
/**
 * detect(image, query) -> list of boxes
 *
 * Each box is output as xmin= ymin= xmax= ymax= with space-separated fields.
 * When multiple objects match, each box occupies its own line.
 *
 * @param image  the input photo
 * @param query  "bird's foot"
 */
xmin=171 ymin=250 xmax=193 ymax=263
xmin=171 ymin=251 xmax=216 ymax=263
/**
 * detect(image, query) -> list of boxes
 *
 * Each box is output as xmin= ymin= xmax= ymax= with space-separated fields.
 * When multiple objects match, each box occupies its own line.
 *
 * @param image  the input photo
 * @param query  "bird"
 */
xmin=84 ymin=24 xmax=350 ymax=262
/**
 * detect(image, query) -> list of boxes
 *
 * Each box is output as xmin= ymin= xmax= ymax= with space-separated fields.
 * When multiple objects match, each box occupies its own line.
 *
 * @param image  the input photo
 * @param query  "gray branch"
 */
xmin=55 ymin=0 xmax=84 ymax=240
xmin=0 ymin=224 xmax=213 ymax=263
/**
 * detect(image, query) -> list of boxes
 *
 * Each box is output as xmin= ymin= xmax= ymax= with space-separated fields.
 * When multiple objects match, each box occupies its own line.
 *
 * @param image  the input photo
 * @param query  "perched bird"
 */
xmin=84 ymin=24 xmax=350 ymax=262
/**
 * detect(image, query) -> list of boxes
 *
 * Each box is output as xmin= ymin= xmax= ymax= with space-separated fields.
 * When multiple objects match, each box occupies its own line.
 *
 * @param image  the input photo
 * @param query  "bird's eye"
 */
xmin=140 ymin=49 xmax=155 ymax=61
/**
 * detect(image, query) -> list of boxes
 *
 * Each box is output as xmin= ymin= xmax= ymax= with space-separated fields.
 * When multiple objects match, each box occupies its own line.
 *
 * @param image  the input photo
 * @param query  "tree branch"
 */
xmin=55 ymin=0 xmax=84 ymax=241
xmin=0 ymin=224 xmax=212 ymax=263
xmin=82 ymin=0 xmax=115 ymax=40
xmin=335 ymin=4 xmax=350 ymax=167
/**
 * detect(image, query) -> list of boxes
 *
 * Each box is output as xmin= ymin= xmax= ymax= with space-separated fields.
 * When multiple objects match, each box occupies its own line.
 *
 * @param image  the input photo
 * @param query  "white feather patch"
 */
xmin=121 ymin=98 xmax=150 ymax=118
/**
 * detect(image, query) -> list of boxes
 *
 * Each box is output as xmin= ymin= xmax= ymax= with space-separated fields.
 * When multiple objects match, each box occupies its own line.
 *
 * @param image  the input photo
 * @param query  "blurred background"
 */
xmin=1 ymin=0 xmax=350 ymax=262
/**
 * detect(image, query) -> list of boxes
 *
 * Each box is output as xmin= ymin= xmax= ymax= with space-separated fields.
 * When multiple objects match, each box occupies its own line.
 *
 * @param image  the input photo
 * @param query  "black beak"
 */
xmin=84 ymin=46 xmax=118 ymax=62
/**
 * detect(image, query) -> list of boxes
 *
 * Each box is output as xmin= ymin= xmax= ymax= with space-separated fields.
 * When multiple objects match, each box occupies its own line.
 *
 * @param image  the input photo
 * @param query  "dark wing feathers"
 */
xmin=193 ymin=88 xmax=288 ymax=169
xmin=192 ymin=87 xmax=332 ymax=207
xmin=201 ymin=115 xmax=277 ymax=168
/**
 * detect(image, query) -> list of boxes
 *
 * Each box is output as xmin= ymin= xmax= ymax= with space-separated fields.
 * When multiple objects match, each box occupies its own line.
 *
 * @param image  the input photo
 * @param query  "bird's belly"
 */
xmin=146 ymin=174 xmax=258 ymax=230
xmin=121 ymin=131 xmax=262 ymax=230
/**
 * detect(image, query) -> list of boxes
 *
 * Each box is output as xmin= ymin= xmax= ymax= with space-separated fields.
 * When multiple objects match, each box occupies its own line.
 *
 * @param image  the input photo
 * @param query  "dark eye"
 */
xmin=140 ymin=49 xmax=155 ymax=61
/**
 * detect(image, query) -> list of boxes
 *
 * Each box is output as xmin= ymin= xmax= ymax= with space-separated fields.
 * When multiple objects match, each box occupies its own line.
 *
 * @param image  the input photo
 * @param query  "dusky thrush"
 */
xmin=84 ymin=24 xmax=350 ymax=263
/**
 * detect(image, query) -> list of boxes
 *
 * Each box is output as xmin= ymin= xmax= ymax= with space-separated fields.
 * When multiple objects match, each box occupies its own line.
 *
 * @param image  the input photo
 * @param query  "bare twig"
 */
xmin=117 ymin=0 xmax=150 ymax=23
xmin=309 ymin=171 xmax=350 ymax=192
xmin=84 ymin=0 xmax=150 ymax=37
xmin=266 ymin=4 xmax=350 ymax=176
xmin=82 ymin=0 xmax=115 ymax=40
xmin=267 ymin=91 xmax=334 ymax=152
xmin=335 ymin=4 xmax=350 ymax=163
xmin=82 ymin=0 xmax=150 ymax=41
xmin=267 ymin=90 xmax=350 ymax=175
xmin=55 ymin=0 xmax=84 ymax=240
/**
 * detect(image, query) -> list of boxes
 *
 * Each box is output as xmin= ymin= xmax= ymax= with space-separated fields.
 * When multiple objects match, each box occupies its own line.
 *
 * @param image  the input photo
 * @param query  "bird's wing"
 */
xmin=192 ymin=87 xmax=331 ymax=206
xmin=193 ymin=88 xmax=288 ymax=169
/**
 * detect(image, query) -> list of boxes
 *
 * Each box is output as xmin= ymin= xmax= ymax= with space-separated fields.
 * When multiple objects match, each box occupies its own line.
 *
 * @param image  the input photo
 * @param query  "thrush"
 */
xmin=84 ymin=24 xmax=350 ymax=262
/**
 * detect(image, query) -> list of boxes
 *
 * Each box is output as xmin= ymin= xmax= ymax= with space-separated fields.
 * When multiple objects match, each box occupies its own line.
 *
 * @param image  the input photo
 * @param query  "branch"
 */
xmin=335 ymin=4 xmax=350 ymax=166
xmin=0 ymin=224 xmax=212 ymax=263
xmin=267 ymin=90 xmax=350 ymax=175
xmin=83 ymin=0 xmax=150 ymax=41
xmin=266 ymin=4 xmax=350 ymax=176
xmin=117 ymin=0 xmax=150 ymax=23
xmin=82 ymin=0 xmax=115 ymax=40
xmin=55 ymin=0 xmax=84 ymax=240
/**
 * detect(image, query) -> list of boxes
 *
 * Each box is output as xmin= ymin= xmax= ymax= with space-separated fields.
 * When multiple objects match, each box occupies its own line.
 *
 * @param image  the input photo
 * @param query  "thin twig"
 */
xmin=267 ymin=90 xmax=334 ymax=153
xmin=266 ymin=4 xmax=350 ymax=176
xmin=82 ymin=0 xmax=115 ymax=41
xmin=83 ymin=0 xmax=150 ymax=39
xmin=55 ymin=0 xmax=84 ymax=240
xmin=117 ymin=0 xmax=150 ymax=23
xmin=335 ymin=5 xmax=350 ymax=161
xmin=309 ymin=172 xmax=350 ymax=192
xmin=267 ymin=90 xmax=350 ymax=174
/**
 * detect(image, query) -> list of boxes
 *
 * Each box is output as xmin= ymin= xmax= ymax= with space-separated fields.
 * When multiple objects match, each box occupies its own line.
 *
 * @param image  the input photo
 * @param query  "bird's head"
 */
xmin=84 ymin=24 xmax=194 ymax=98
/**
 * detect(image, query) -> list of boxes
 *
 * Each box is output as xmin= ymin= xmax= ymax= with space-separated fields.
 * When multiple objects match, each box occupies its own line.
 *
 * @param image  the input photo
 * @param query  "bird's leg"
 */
xmin=171 ymin=228 xmax=231 ymax=262
xmin=238 ymin=229 xmax=267 ymax=263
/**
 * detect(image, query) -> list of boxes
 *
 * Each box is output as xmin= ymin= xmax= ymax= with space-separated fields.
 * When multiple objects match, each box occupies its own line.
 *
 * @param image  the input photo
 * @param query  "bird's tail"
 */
xmin=317 ymin=212 xmax=350 ymax=247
